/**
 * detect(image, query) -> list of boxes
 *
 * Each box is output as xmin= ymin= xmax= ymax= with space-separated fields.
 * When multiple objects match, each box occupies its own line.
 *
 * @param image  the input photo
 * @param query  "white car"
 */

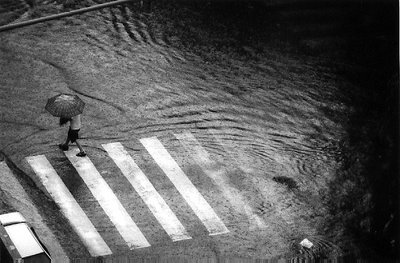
xmin=0 ymin=212 xmax=51 ymax=263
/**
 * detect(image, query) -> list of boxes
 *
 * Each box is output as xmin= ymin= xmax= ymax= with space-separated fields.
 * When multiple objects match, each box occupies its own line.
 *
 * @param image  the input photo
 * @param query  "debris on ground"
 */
xmin=300 ymin=238 xmax=313 ymax=249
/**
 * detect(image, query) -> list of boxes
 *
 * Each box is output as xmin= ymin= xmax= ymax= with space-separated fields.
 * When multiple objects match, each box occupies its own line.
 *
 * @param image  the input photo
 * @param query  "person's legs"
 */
xmin=59 ymin=137 xmax=70 ymax=151
xmin=75 ymin=140 xmax=86 ymax=157
xmin=60 ymin=128 xmax=85 ymax=156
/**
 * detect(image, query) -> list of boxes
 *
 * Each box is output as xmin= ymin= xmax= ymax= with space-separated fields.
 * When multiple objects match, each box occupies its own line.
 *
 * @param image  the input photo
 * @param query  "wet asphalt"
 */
xmin=0 ymin=0 xmax=398 ymax=262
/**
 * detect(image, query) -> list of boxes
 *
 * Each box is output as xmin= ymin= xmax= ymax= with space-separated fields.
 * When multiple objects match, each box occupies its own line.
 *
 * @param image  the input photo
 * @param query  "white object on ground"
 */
xmin=300 ymin=238 xmax=313 ymax=248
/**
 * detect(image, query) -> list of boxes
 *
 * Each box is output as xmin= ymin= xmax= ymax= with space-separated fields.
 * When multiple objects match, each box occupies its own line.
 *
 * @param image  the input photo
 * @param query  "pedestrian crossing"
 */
xmin=25 ymin=155 xmax=112 ymax=257
xmin=175 ymin=132 xmax=267 ymax=230
xmin=0 ymin=161 xmax=70 ymax=262
xmin=140 ymin=136 xmax=229 ymax=236
xmin=103 ymin=142 xmax=191 ymax=242
xmin=22 ymin=132 xmax=265 ymax=257
xmin=65 ymin=148 xmax=151 ymax=250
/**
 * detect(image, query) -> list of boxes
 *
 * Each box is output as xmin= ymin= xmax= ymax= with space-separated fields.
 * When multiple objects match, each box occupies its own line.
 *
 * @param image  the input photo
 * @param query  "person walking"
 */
xmin=45 ymin=93 xmax=87 ymax=156
xmin=58 ymin=114 xmax=86 ymax=157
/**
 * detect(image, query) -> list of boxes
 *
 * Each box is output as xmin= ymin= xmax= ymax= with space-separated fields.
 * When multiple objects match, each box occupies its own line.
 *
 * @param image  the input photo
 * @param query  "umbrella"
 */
xmin=45 ymin=93 xmax=85 ymax=118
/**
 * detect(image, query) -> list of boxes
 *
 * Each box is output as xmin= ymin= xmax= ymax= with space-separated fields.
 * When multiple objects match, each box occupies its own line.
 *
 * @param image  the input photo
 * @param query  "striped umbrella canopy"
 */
xmin=45 ymin=93 xmax=85 ymax=118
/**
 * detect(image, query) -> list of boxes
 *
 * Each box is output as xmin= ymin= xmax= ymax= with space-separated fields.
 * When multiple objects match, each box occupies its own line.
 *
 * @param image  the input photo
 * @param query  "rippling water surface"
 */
xmin=0 ymin=0 xmax=397 ymax=260
xmin=78 ymin=0 xmax=347 ymax=190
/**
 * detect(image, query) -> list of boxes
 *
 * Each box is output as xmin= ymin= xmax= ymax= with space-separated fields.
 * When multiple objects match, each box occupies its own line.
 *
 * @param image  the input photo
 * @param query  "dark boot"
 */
xmin=58 ymin=144 xmax=69 ymax=151
xmin=76 ymin=152 xmax=87 ymax=157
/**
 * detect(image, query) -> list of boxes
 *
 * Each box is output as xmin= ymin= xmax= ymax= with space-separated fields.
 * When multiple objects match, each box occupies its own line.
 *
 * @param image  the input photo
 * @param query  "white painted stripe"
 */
xmin=103 ymin=142 xmax=191 ymax=242
xmin=175 ymin=132 xmax=266 ymax=230
xmin=24 ymin=156 xmax=111 ymax=257
xmin=64 ymin=148 xmax=150 ymax=249
xmin=0 ymin=162 xmax=70 ymax=263
xmin=140 ymin=137 xmax=229 ymax=236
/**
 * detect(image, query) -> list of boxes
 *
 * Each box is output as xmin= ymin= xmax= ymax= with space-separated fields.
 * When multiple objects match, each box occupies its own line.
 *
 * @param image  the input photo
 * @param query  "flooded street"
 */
xmin=0 ymin=0 xmax=398 ymax=261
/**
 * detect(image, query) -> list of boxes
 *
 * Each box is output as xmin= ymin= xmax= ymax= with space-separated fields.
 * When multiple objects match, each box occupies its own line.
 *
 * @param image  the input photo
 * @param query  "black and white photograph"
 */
xmin=0 ymin=0 xmax=398 ymax=262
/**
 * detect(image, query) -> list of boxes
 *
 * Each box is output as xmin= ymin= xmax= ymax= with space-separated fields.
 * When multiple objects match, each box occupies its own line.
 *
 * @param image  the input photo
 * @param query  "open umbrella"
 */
xmin=45 ymin=93 xmax=85 ymax=118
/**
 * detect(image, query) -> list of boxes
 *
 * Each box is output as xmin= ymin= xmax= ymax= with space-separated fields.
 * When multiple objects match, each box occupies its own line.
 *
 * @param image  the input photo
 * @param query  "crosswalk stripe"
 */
xmin=65 ymin=148 xmax=150 ymax=249
xmin=25 ymin=156 xmax=112 ymax=257
xmin=175 ymin=132 xmax=266 ymax=230
xmin=103 ymin=142 xmax=192 ymax=242
xmin=1 ymin=161 xmax=70 ymax=262
xmin=140 ymin=137 xmax=229 ymax=236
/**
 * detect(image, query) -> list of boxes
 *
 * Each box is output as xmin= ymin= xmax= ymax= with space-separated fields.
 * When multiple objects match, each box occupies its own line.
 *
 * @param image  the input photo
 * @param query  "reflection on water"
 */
xmin=79 ymin=2 xmax=350 ymax=258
